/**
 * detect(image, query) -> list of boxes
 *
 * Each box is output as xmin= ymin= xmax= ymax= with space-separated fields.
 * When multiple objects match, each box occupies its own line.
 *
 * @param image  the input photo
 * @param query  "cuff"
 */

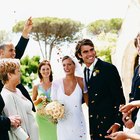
xmin=114 ymin=123 xmax=121 ymax=127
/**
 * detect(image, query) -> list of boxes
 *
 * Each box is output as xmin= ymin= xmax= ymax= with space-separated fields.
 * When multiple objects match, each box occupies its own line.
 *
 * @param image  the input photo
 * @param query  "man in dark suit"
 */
xmin=75 ymin=39 xmax=126 ymax=140
xmin=123 ymin=33 xmax=140 ymax=129
xmin=0 ymin=17 xmax=35 ymax=140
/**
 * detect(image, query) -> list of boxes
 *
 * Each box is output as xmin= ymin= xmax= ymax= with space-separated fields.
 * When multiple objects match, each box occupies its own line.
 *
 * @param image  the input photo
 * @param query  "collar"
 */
xmin=83 ymin=58 xmax=98 ymax=71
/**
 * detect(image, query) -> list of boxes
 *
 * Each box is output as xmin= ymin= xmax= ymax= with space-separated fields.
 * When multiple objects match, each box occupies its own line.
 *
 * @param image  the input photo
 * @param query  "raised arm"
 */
xmin=15 ymin=17 xmax=33 ymax=59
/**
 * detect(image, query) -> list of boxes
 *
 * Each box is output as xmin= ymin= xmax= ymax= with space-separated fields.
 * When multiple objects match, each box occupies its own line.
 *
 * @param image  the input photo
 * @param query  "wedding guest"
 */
xmin=0 ymin=17 xmax=35 ymax=140
xmin=0 ymin=107 xmax=21 ymax=140
xmin=32 ymin=60 xmax=57 ymax=140
xmin=0 ymin=59 xmax=39 ymax=140
xmin=51 ymin=55 xmax=88 ymax=140
xmin=123 ymin=33 xmax=140 ymax=129
xmin=75 ymin=39 xmax=126 ymax=140
xmin=106 ymin=100 xmax=140 ymax=140
xmin=0 ymin=17 xmax=35 ymax=111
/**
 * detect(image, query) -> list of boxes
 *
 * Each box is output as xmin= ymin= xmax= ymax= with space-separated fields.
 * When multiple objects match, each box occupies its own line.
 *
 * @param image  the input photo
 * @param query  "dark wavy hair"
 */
xmin=38 ymin=60 xmax=53 ymax=82
xmin=134 ymin=33 xmax=140 ymax=48
xmin=75 ymin=39 xmax=94 ymax=64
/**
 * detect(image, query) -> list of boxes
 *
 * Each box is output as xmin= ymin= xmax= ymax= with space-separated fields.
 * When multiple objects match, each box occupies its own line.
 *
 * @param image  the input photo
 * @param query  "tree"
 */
xmin=94 ymin=32 xmax=118 ymax=63
xmin=87 ymin=18 xmax=123 ymax=35
xmin=13 ymin=17 xmax=83 ymax=60
xmin=85 ymin=18 xmax=123 ymax=63
xmin=20 ymin=55 xmax=40 ymax=88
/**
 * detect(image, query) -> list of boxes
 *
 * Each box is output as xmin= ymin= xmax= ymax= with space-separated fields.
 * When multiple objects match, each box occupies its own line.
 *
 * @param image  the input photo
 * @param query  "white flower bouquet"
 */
xmin=45 ymin=100 xmax=65 ymax=123
xmin=36 ymin=95 xmax=49 ymax=116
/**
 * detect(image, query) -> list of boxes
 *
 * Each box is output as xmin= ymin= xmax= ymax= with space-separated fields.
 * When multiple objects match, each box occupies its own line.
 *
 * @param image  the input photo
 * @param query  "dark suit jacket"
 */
xmin=15 ymin=36 xmax=35 ymax=112
xmin=129 ymin=65 xmax=140 ymax=122
xmin=85 ymin=59 xmax=125 ymax=139
xmin=0 ymin=95 xmax=10 ymax=140
xmin=0 ymin=36 xmax=35 ymax=140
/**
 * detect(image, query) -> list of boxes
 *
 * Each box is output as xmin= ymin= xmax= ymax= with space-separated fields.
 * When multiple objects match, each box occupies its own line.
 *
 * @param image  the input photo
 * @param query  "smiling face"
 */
xmin=1 ymin=43 xmax=16 ymax=58
xmin=62 ymin=57 xmax=75 ymax=76
xmin=78 ymin=45 xmax=96 ymax=67
xmin=0 ymin=60 xmax=20 ymax=86
xmin=10 ymin=67 xmax=21 ymax=86
xmin=38 ymin=60 xmax=53 ymax=82
xmin=39 ymin=64 xmax=51 ymax=79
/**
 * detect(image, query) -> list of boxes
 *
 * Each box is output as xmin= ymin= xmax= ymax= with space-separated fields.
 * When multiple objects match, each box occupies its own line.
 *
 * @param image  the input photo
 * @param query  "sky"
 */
xmin=0 ymin=0 xmax=130 ymax=31
xmin=0 ymin=0 xmax=131 ymax=79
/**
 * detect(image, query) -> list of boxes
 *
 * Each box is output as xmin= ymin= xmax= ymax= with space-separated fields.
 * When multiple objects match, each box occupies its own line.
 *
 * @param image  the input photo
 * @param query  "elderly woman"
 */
xmin=0 ymin=59 xmax=39 ymax=140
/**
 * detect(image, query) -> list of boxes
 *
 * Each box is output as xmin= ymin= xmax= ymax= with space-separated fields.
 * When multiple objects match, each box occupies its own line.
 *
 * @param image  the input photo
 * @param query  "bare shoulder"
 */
xmin=33 ymin=84 xmax=39 ymax=90
xmin=76 ymin=76 xmax=84 ymax=89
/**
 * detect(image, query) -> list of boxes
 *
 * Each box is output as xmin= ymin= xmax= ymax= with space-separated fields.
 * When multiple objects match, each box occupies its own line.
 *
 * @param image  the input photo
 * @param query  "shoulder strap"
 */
xmin=76 ymin=77 xmax=84 ymax=91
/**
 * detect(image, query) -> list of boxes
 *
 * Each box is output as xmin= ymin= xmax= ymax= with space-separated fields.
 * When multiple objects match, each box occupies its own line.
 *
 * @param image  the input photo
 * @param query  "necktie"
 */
xmin=86 ymin=68 xmax=90 ymax=82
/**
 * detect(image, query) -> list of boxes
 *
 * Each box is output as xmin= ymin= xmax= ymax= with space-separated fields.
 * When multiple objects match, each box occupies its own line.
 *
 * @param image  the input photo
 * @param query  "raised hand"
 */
xmin=22 ymin=17 xmax=33 ymax=38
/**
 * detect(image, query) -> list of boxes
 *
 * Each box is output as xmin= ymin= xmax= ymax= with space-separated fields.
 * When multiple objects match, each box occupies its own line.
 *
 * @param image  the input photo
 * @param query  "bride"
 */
xmin=51 ymin=55 xmax=88 ymax=140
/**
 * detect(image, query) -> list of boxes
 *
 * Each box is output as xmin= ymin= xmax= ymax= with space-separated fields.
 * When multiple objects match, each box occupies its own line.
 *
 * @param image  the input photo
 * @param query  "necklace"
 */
xmin=4 ymin=86 xmax=17 ymax=92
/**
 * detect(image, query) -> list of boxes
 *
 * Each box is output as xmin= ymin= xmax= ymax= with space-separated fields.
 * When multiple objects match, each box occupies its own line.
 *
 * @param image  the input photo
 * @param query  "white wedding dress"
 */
xmin=51 ymin=79 xmax=87 ymax=140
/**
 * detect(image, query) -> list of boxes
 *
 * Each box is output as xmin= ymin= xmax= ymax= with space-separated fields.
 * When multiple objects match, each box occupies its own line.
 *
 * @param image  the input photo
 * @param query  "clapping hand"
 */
xmin=105 ymin=131 xmax=128 ymax=140
xmin=9 ymin=115 xmax=21 ymax=128
xmin=119 ymin=104 xmax=136 ymax=114
xmin=106 ymin=123 xmax=120 ymax=136
xmin=122 ymin=112 xmax=134 ymax=129
xmin=120 ymin=102 xmax=137 ymax=129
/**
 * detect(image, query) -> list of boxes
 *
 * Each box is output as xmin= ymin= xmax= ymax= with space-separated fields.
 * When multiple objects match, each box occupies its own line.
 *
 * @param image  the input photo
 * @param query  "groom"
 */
xmin=75 ymin=39 xmax=126 ymax=140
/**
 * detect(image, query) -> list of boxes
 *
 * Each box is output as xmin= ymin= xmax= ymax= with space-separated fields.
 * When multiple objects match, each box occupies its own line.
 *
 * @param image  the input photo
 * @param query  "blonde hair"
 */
xmin=0 ymin=59 xmax=20 ymax=84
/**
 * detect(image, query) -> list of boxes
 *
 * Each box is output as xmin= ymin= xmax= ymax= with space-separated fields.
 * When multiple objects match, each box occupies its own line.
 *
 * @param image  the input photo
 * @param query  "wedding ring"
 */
xmin=125 ymin=116 xmax=130 ymax=121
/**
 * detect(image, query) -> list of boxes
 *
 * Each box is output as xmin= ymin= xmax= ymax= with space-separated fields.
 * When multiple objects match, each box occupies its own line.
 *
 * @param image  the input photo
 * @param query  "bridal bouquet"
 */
xmin=36 ymin=95 xmax=50 ymax=116
xmin=45 ymin=100 xmax=65 ymax=123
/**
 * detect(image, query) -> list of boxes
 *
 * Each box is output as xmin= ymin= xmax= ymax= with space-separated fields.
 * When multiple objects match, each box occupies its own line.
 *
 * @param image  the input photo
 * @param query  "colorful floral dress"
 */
xmin=35 ymin=85 xmax=57 ymax=140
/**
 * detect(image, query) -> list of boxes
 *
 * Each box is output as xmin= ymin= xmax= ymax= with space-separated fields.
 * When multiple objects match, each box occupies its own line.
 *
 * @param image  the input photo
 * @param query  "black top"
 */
xmin=129 ymin=65 xmax=140 ymax=122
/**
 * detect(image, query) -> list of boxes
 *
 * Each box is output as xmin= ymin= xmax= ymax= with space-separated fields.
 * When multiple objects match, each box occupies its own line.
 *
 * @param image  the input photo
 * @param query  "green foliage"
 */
xmin=87 ymin=18 xmax=123 ymax=35
xmin=109 ymin=18 xmax=123 ymax=33
xmin=87 ymin=20 xmax=109 ymax=34
xmin=20 ymin=55 xmax=40 ymax=88
xmin=95 ymin=32 xmax=117 ymax=63
xmin=13 ymin=17 xmax=83 ymax=60
xmin=96 ymin=47 xmax=113 ymax=63
xmin=12 ymin=17 xmax=122 ymax=69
